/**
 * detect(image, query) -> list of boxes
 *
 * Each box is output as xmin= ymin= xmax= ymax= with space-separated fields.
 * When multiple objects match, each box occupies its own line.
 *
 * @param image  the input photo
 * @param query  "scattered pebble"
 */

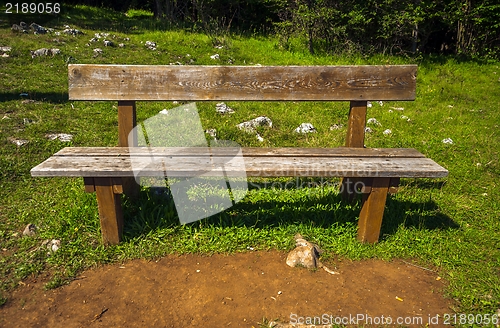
xmin=390 ymin=107 xmax=404 ymax=111
xmin=364 ymin=127 xmax=372 ymax=133
xmin=237 ymin=116 xmax=272 ymax=132
xmin=294 ymin=123 xmax=316 ymax=134
xmin=23 ymin=118 xmax=34 ymax=125
xmin=215 ymin=102 xmax=234 ymax=114
xmin=378 ymin=101 xmax=384 ymax=106
xmin=205 ymin=128 xmax=217 ymax=139
xmin=256 ymin=133 xmax=264 ymax=142
xmin=367 ymin=101 xmax=373 ymax=108
xmin=383 ymin=129 xmax=392 ymax=135
xmin=22 ymin=223 xmax=37 ymax=237
xmin=8 ymin=137 xmax=29 ymax=146
xmin=46 ymin=133 xmax=73 ymax=142
xmin=210 ymin=54 xmax=220 ymax=60
xmin=442 ymin=138 xmax=454 ymax=144
xmin=367 ymin=118 xmax=381 ymax=126
xmin=401 ymin=115 xmax=411 ymax=122
xmin=31 ymin=48 xmax=60 ymax=58
xmin=63 ymin=28 xmax=84 ymax=36
xmin=329 ymin=124 xmax=343 ymax=130
xmin=103 ymin=40 xmax=114 ymax=47
xmin=93 ymin=48 xmax=103 ymax=57
xmin=145 ymin=41 xmax=157 ymax=50
xmin=118 ymin=43 xmax=125 ymax=48
xmin=43 ymin=239 xmax=61 ymax=253
xmin=30 ymin=23 xmax=48 ymax=34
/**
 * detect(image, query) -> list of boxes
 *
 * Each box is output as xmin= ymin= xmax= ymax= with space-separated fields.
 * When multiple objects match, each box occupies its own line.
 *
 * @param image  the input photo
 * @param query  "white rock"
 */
xmin=390 ymin=107 xmax=404 ymax=111
xmin=237 ymin=116 xmax=272 ymax=132
xmin=205 ymin=128 xmax=217 ymax=139
xmin=46 ymin=133 xmax=73 ymax=142
xmin=256 ymin=133 xmax=264 ymax=142
xmin=378 ymin=101 xmax=384 ymax=106
xmin=295 ymin=123 xmax=316 ymax=133
xmin=364 ymin=127 xmax=373 ymax=133
xmin=9 ymin=138 xmax=29 ymax=146
xmin=442 ymin=138 xmax=454 ymax=144
xmin=103 ymin=40 xmax=114 ymax=47
xmin=145 ymin=41 xmax=157 ymax=50
xmin=367 ymin=118 xmax=381 ymax=126
xmin=93 ymin=48 xmax=103 ymax=54
xmin=215 ymin=102 xmax=234 ymax=114
xmin=330 ymin=124 xmax=343 ymax=130
xmin=0 ymin=46 xmax=12 ymax=53
xmin=367 ymin=101 xmax=373 ymax=108
xmin=383 ymin=129 xmax=392 ymax=135
xmin=210 ymin=54 xmax=220 ymax=60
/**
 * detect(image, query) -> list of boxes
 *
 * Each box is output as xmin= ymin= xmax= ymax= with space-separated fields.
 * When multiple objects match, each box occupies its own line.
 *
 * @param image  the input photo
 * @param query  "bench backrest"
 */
xmin=68 ymin=65 xmax=416 ymax=101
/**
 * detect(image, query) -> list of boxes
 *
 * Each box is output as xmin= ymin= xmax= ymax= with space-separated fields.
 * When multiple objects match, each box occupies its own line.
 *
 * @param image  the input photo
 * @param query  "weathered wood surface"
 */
xmin=46 ymin=147 xmax=427 ymax=158
xmin=30 ymin=147 xmax=449 ymax=178
xmin=68 ymin=65 xmax=417 ymax=101
xmin=94 ymin=177 xmax=124 ymax=245
xmin=357 ymin=177 xmax=390 ymax=243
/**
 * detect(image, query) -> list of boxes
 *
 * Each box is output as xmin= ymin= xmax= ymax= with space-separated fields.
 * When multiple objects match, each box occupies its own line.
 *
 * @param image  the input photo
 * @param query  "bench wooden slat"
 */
xmin=31 ymin=148 xmax=448 ymax=178
xmin=68 ymin=65 xmax=417 ymax=101
xmin=51 ymin=147 xmax=427 ymax=158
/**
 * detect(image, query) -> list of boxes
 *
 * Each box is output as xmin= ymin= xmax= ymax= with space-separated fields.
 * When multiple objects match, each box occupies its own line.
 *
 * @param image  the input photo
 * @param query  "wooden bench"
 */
xmin=31 ymin=64 xmax=448 ymax=245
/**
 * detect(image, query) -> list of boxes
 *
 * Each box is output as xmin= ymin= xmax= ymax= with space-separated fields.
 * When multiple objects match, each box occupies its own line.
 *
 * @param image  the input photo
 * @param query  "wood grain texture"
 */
xmin=68 ymin=65 xmax=417 ymax=101
xmin=47 ymin=147 xmax=428 ymax=158
xmin=94 ymin=177 xmax=123 ymax=245
xmin=30 ymin=147 xmax=449 ymax=178
xmin=357 ymin=177 xmax=390 ymax=243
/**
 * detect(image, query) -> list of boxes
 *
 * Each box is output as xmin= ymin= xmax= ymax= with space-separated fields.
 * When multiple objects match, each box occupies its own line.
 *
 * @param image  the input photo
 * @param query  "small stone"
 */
xmin=367 ymin=118 xmax=381 ymax=126
xmin=22 ymin=224 xmax=37 ymax=237
xmin=442 ymin=138 xmax=454 ymax=144
xmin=215 ymin=102 xmax=234 ymax=114
xmin=367 ymin=101 xmax=373 ymax=108
xmin=103 ymin=40 xmax=114 ymax=47
xmin=294 ymin=123 xmax=316 ymax=133
xmin=390 ymin=107 xmax=404 ymax=111
xmin=210 ymin=54 xmax=220 ymax=60
xmin=8 ymin=137 xmax=29 ymax=146
xmin=329 ymin=124 xmax=343 ymax=130
xmin=364 ymin=127 xmax=372 ymax=133
xmin=46 ymin=133 xmax=73 ymax=142
xmin=237 ymin=116 xmax=272 ymax=132
xmin=205 ymin=129 xmax=217 ymax=139
xmin=145 ymin=41 xmax=157 ymax=50
xmin=383 ymin=129 xmax=392 ymax=135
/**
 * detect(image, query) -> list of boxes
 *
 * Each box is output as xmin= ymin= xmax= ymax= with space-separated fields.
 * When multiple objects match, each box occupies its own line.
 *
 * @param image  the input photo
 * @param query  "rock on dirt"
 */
xmin=286 ymin=234 xmax=322 ymax=269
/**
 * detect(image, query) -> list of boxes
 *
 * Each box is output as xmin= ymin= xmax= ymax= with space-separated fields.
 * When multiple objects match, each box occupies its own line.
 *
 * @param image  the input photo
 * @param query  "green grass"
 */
xmin=1 ymin=5 xmax=499 ymax=318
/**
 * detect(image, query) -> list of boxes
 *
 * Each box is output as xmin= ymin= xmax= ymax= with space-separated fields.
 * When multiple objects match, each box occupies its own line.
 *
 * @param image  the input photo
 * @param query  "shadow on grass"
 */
xmin=121 ymin=181 xmax=458 ymax=242
xmin=0 ymin=92 xmax=68 ymax=104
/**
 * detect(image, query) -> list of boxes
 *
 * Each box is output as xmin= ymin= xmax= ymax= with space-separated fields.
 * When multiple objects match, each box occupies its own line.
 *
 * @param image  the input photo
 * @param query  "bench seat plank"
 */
xmin=31 ymin=147 xmax=448 ymax=178
xmin=43 ymin=147 xmax=427 ymax=158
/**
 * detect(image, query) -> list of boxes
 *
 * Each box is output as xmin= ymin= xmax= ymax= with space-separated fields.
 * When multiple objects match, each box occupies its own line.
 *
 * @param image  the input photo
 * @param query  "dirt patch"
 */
xmin=0 ymin=251 xmax=452 ymax=327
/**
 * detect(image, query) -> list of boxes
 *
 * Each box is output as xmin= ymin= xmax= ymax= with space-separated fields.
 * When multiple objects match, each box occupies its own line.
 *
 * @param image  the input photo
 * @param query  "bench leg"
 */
xmin=118 ymin=100 xmax=140 ymax=199
xmin=94 ymin=177 xmax=124 ymax=245
xmin=357 ymin=177 xmax=390 ymax=243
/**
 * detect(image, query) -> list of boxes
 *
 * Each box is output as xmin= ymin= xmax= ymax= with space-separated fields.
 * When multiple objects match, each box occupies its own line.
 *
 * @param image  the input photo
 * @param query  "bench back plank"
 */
xmin=68 ymin=65 xmax=417 ymax=101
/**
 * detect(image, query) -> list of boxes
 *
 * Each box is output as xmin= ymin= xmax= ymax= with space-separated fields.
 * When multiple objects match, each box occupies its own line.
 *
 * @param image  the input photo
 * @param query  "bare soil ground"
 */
xmin=0 ymin=251 xmax=453 ymax=327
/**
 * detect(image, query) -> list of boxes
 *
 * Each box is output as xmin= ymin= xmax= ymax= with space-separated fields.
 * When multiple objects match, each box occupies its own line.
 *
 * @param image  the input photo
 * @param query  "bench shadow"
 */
xmin=0 ymin=92 xmax=69 ymax=104
xmin=121 ymin=178 xmax=458 ymax=241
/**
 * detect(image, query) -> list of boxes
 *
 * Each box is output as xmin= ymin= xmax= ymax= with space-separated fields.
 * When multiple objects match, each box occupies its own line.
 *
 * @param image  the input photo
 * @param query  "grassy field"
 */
xmin=0 ymin=5 xmax=499 ymax=318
